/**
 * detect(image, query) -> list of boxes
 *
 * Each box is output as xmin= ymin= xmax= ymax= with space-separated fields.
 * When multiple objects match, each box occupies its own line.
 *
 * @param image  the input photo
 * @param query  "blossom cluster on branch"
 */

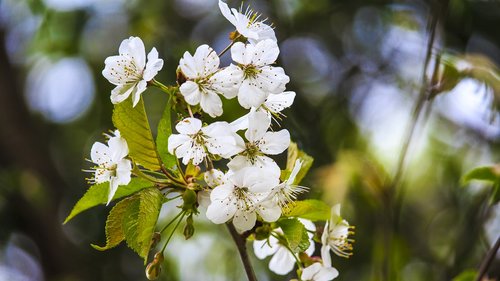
xmin=65 ymin=1 xmax=354 ymax=280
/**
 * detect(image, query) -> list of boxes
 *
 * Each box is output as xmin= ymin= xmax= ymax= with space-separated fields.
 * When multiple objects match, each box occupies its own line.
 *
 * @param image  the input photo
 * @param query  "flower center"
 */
xmin=243 ymin=142 xmax=261 ymax=164
xmin=242 ymin=65 xmax=261 ymax=79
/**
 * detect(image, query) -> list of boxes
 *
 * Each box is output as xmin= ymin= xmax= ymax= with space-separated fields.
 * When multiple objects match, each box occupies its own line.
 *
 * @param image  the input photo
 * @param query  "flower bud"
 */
xmin=182 ymin=189 xmax=197 ymax=211
xmin=183 ymin=214 xmax=195 ymax=240
xmin=145 ymin=252 xmax=164 ymax=280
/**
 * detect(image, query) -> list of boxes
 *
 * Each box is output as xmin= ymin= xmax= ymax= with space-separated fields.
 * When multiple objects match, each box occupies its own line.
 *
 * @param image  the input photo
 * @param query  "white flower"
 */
xmin=301 ymin=246 xmax=339 ymax=281
xmin=90 ymin=130 xmax=132 ymax=204
xmin=321 ymin=204 xmax=354 ymax=258
xmin=230 ymin=91 xmax=296 ymax=131
xmin=102 ymin=36 xmax=164 ymax=107
xmin=168 ymin=118 xmax=244 ymax=166
xmin=228 ymin=111 xmax=290 ymax=177
xmin=206 ymin=168 xmax=281 ymax=233
xmin=269 ymin=159 xmax=308 ymax=209
xmin=253 ymin=219 xmax=315 ymax=275
xmin=224 ymin=39 xmax=290 ymax=109
xmin=178 ymin=44 xmax=242 ymax=117
xmin=218 ymin=0 xmax=276 ymax=45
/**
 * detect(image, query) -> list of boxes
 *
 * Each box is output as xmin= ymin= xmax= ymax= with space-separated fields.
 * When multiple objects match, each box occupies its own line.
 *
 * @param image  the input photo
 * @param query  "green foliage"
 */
xmin=277 ymin=218 xmax=310 ymax=253
xmin=156 ymin=98 xmax=177 ymax=170
xmin=91 ymin=188 xmax=164 ymax=263
xmin=125 ymin=188 xmax=165 ymax=263
xmin=452 ymin=270 xmax=477 ymax=281
xmin=284 ymin=142 xmax=314 ymax=185
xmin=63 ymin=178 xmax=152 ymax=224
xmin=91 ymin=195 xmax=137 ymax=251
xmin=462 ymin=165 xmax=500 ymax=203
xmin=112 ymin=97 xmax=161 ymax=171
xmin=282 ymin=199 xmax=331 ymax=221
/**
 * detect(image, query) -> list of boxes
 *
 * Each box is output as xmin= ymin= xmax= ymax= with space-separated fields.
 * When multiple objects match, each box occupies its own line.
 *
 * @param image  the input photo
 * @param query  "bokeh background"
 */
xmin=0 ymin=0 xmax=499 ymax=280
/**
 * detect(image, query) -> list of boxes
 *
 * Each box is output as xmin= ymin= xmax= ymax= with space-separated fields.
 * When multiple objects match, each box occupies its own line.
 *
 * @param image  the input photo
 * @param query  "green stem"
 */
xmin=132 ymin=165 xmax=171 ymax=185
xmin=159 ymin=210 xmax=185 ymax=234
xmin=218 ymin=34 xmax=241 ymax=57
xmin=151 ymin=79 xmax=177 ymax=95
xmin=160 ymin=211 xmax=186 ymax=253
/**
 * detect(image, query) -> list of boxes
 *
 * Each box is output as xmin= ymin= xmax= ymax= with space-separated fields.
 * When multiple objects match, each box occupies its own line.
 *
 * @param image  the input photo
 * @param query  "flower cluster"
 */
xmin=76 ymin=1 xmax=355 ymax=281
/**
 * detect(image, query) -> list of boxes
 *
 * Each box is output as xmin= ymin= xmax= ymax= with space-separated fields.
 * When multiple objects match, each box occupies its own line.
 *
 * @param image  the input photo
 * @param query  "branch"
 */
xmin=475 ymin=235 xmax=500 ymax=281
xmin=226 ymin=223 xmax=258 ymax=281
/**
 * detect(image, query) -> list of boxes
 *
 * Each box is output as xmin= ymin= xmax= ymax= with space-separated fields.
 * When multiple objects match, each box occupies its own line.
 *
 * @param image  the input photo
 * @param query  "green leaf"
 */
xmin=283 ymin=199 xmax=331 ymax=221
xmin=113 ymin=97 xmax=161 ymax=171
xmin=462 ymin=165 xmax=500 ymax=184
xmin=123 ymin=188 xmax=164 ymax=263
xmin=286 ymin=142 xmax=314 ymax=185
xmin=452 ymin=270 xmax=477 ymax=281
xmin=91 ymin=195 xmax=138 ymax=251
xmin=156 ymin=98 xmax=177 ymax=170
xmin=277 ymin=218 xmax=310 ymax=253
xmin=63 ymin=178 xmax=152 ymax=224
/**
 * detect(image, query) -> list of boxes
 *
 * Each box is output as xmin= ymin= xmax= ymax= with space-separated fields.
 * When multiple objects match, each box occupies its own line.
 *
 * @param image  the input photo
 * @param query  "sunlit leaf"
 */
xmin=452 ymin=270 xmax=477 ymax=281
xmin=63 ymin=178 xmax=152 ymax=224
xmin=277 ymin=218 xmax=310 ymax=253
xmin=286 ymin=142 xmax=314 ymax=185
xmin=156 ymin=98 xmax=177 ymax=170
xmin=282 ymin=199 xmax=330 ymax=221
xmin=113 ymin=97 xmax=161 ymax=171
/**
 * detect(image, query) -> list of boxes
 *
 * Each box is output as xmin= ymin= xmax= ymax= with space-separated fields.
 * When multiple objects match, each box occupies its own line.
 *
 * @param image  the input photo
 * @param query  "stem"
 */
xmin=132 ymin=164 xmax=172 ymax=185
xmin=226 ymin=223 xmax=258 ymax=281
xmin=160 ymin=212 xmax=186 ymax=253
xmin=218 ymin=35 xmax=241 ymax=57
xmin=151 ymin=79 xmax=177 ymax=95
xmin=476 ymin=235 xmax=500 ymax=281
xmin=187 ymin=104 xmax=194 ymax=118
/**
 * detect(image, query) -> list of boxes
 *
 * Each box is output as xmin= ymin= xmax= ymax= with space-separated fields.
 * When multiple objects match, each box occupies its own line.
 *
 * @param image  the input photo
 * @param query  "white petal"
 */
xmin=315 ymin=267 xmax=339 ymax=281
xmin=107 ymin=178 xmax=119 ymax=205
xmin=110 ymin=83 xmax=135 ymax=104
xmin=257 ymin=66 xmax=289 ymax=94
xmin=233 ymin=210 xmax=257 ymax=233
xmin=180 ymin=81 xmax=202 ymax=105
xmin=301 ymin=263 xmax=322 ymax=280
xmin=257 ymin=199 xmax=281 ymax=222
xmin=253 ymin=237 xmax=278 ymax=259
xmin=252 ymin=39 xmax=279 ymax=66
xmin=175 ymin=118 xmax=202 ymax=135
xmin=286 ymin=159 xmax=303 ymax=185
xmin=107 ymin=135 xmax=129 ymax=162
xmin=143 ymin=47 xmax=163 ymax=81
xmin=265 ymin=91 xmax=296 ymax=113
xmin=167 ymin=134 xmax=191 ymax=154
xmin=255 ymin=156 xmax=282 ymax=177
xmin=194 ymin=44 xmax=219 ymax=76
xmin=245 ymin=110 xmax=271 ymax=142
xmin=259 ymin=129 xmax=290 ymax=155
xmin=268 ymin=247 xmax=295 ymax=275
xmin=91 ymin=142 xmax=112 ymax=165
xmin=230 ymin=112 xmax=250 ymax=131
xmin=243 ymin=168 xmax=280 ymax=193
xmin=197 ymin=190 xmax=211 ymax=209
xmin=248 ymin=22 xmax=277 ymax=45
xmin=200 ymin=90 xmax=223 ymax=117
xmin=206 ymin=197 xmax=237 ymax=224
xmin=210 ymin=183 xmax=234 ymax=200
xmin=238 ymin=79 xmax=268 ymax=109
xmin=321 ymin=245 xmax=332 ymax=268
xmin=231 ymin=42 xmax=252 ymax=65
xmin=210 ymin=65 xmax=243 ymax=99
xmin=179 ymin=51 xmax=199 ymax=79
xmin=227 ymin=155 xmax=252 ymax=172
xmin=204 ymin=169 xmax=226 ymax=187
xmin=218 ymin=0 xmax=237 ymax=26
xmin=94 ymin=168 xmax=111 ymax=183
xmin=116 ymin=159 xmax=132 ymax=186
xmin=131 ymin=80 xmax=147 ymax=107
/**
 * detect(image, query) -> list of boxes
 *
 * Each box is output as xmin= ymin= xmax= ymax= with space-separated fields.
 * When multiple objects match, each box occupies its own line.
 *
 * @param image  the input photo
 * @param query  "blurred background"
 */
xmin=0 ymin=0 xmax=499 ymax=280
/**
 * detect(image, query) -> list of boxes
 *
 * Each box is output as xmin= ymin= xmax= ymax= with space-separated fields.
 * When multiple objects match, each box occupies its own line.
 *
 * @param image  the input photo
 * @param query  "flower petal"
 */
xmin=200 ymin=90 xmax=223 ymax=117
xmin=268 ymin=247 xmax=295 ymax=275
xmin=265 ymin=91 xmax=296 ymax=113
xmin=180 ymin=81 xmax=202 ymax=105
xmin=175 ymin=118 xmax=202 ymax=135
xmin=91 ymin=142 xmax=112 ymax=165
xmin=245 ymin=110 xmax=271 ymax=142
xmin=143 ymin=47 xmax=164 ymax=81
xmin=252 ymin=39 xmax=279 ymax=66
xmin=259 ymin=129 xmax=290 ymax=155
xmin=238 ymin=79 xmax=268 ymax=109
xmin=110 ymin=83 xmax=136 ymax=104
xmin=253 ymin=236 xmax=279 ymax=259
xmin=131 ymin=79 xmax=147 ymax=107
xmin=233 ymin=210 xmax=257 ymax=233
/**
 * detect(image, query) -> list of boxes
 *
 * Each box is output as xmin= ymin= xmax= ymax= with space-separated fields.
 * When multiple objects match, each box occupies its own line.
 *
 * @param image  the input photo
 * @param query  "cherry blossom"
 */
xmin=218 ymin=0 xmax=276 ymax=45
xmin=321 ymin=205 xmax=354 ymax=258
xmin=205 ymin=168 xmax=281 ymax=233
xmin=89 ymin=130 xmax=132 ymax=204
xmin=168 ymin=118 xmax=244 ymax=165
xmin=178 ymin=44 xmax=242 ymax=117
xmin=102 ymin=36 xmax=163 ymax=107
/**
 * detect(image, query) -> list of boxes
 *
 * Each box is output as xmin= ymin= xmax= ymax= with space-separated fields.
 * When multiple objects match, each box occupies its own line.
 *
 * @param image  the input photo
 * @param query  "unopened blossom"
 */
xmin=178 ymin=44 xmax=242 ymax=117
xmin=269 ymin=159 xmax=308 ymax=209
xmin=230 ymin=91 xmax=296 ymax=131
xmin=321 ymin=205 xmax=354 ymax=258
xmin=90 ymin=130 xmax=132 ymax=204
xmin=224 ymin=39 xmax=290 ymax=109
xmin=102 ymin=36 xmax=164 ymax=107
xmin=218 ymin=0 xmax=276 ymax=45
xmin=301 ymin=246 xmax=339 ymax=281
xmin=168 ymin=118 xmax=244 ymax=165
xmin=253 ymin=219 xmax=315 ymax=275
xmin=206 ymin=168 xmax=281 ymax=233
xmin=228 ymin=111 xmax=290 ymax=177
